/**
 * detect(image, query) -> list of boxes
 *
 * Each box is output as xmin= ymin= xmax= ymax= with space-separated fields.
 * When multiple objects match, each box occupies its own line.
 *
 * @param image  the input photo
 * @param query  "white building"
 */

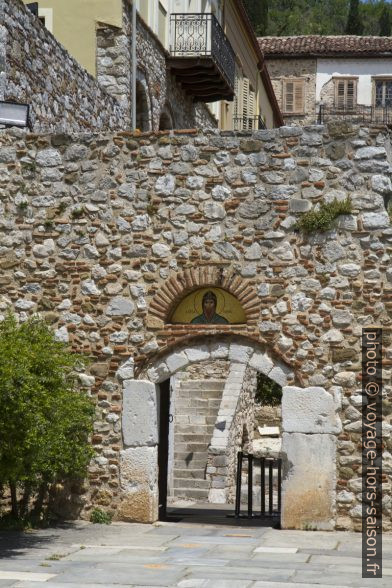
xmin=258 ymin=35 xmax=392 ymax=125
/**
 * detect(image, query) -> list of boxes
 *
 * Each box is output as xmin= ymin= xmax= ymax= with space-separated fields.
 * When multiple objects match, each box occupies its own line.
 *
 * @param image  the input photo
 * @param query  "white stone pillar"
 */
xmin=281 ymin=386 xmax=342 ymax=530
xmin=119 ymin=380 xmax=159 ymax=523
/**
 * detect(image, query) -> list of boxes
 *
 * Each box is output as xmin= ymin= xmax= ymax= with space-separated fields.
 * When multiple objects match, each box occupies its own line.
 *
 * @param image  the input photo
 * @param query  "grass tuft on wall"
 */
xmin=295 ymin=197 xmax=353 ymax=234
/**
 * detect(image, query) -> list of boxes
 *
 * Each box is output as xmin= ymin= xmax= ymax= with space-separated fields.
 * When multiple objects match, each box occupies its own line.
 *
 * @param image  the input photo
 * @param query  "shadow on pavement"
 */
xmin=164 ymin=503 xmax=280 ymax=528
xmin=0 ymin=522 xmax=84 ymax=559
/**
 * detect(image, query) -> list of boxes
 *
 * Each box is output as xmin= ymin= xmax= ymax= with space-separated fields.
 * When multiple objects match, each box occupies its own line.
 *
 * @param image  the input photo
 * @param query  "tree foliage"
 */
xmin=243 ymin=0 xmax=392 ymax=36
xmin=346 ymin=0 xmax=364 ymax=34
xmin=0 ymin=314 xmax=94 ymax=524
xmin=255 ymin=372 xmax=282 ymax=406
xmin=379 ymin=3 xmax=391 ymax=34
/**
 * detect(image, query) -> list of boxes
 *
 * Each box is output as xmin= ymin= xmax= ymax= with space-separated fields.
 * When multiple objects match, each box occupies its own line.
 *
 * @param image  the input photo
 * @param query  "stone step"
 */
xmin=174 ymin=443 xmax=209 ymax=453
xmin=172 ymin=488 xmax=209 ymax=500
xmin=174 ymin=434 xmax=213 ymax=443
xmin=175 ymin=425 xmax=215 ymax=435
xmin=176 ymin=399 xmax=220 ymax=409
xmin=176 ymin=390 xmax=224 ymax=400
xmin=179 ymin=381 xmax=225 ymax=392
xmin=173 ymin=478 xmax=210 ymax=489
xmin=174 ymin=460 xmax=208 ymax=469
xmin=172 ymin=468 xmax=206 ymax=479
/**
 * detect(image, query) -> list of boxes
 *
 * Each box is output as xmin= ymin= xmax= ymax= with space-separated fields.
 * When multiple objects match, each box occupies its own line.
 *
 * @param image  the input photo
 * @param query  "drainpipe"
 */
xmin=131 ymin=0 xmax=137 ymax=130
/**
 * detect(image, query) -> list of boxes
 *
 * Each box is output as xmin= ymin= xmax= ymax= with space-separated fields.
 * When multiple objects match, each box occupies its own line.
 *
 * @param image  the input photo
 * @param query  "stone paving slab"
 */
xmin=291 ymin=570 xmax=391 ymax=587
xmin=11 ymin=584 xmax=136 ymax=588
xmin=178 ymin=580 xmax=253 ymax=587
xmin=252 ymin=584 xmax=356 ymax=588
xmin=251 ymin=553 xmax=311 ymax=563
xmin=49 ymin=562 xmax=185 ymax=586
xmin=0 ymin=521 xmax=390 ymax=587
xmin=0 ymin=572 xmax=56 ymax=582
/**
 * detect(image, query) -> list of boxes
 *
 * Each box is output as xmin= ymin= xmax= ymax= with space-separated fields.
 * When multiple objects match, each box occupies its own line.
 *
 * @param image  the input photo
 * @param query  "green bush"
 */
xmin=295 ymin=197 xmax=353 ymax=234
xmin=255 ymin=372 xmax=282 ymax=406
xmin=90 ymin=508 xmax=112 ymax=525
xmin=0 ymin=313 xmax=94 ymax=524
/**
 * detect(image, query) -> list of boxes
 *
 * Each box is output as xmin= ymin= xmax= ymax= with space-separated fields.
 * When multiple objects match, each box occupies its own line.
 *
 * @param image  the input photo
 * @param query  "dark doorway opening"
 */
xmin=158 ymin=378 xmax=170 ymax=520
xmin=135 ymin=80 xmax=150 ymax=131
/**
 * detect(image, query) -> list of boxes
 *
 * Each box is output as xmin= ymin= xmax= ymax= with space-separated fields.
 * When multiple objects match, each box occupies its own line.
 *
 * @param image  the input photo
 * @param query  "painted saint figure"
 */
xmin=190 ymin=290 xmax=229 ymax=324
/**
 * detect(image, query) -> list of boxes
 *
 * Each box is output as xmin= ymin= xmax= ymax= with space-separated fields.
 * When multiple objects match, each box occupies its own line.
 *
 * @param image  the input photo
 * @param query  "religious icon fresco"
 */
xmin=170 ymin=287 xmax=246 ymax=325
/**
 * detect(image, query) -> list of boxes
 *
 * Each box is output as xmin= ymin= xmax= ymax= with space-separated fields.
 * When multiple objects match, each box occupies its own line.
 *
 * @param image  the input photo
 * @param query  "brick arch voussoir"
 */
xmin=149 ymin=266 xmax=259 ymax=323
xmin=136 ymin=332 xmax=302 ymax=386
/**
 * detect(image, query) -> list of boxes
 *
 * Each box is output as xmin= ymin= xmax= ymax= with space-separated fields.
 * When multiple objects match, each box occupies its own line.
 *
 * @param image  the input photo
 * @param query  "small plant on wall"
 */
xmin=0 ymin=313 xmax=94 ymax=528
xmin=295 ymin=197 xmax=353 ymax=234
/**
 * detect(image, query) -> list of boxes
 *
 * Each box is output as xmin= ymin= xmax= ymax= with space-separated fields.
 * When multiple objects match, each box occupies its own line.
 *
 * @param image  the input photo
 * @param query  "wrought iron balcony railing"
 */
xmin=317 ymin=104 xmax=392 ymax=125
xmin=168 ymin=13 xmax=235 ymax=101
xmin=233 ymin=116 xmax=266 ymax=131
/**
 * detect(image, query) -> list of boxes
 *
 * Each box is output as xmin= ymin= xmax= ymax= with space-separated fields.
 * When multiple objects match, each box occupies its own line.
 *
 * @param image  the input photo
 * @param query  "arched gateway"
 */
xmin=1 ymin=124 xmax=390 ymax=533
xmin=119 ymin=335 xmax=342 ymax=530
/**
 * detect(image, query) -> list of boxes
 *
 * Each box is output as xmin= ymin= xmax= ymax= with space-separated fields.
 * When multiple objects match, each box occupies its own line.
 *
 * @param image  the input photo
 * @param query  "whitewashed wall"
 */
xmin=316 ymin=58 xmax=392 ymax=105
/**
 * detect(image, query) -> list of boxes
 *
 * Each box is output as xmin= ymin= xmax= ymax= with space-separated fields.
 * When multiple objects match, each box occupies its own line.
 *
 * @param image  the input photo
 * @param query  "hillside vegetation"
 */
xmin=244 ymin=0 xmax=392 ymax=36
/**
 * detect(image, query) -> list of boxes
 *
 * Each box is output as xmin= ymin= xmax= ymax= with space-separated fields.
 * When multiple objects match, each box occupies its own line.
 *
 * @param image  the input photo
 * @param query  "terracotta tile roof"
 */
xmin=258 ymin=36 xmax=392 ymax=57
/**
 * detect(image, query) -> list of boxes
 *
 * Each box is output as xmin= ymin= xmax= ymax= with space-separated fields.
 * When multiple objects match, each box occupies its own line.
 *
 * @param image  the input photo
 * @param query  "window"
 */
xmin=242 ymin=78 xmax=256 ymax=129
xmin=233 ymin=71 xmax=257 ymax=130
xmin=334 ymin=78 xmax=357 ymax=110
xmin=282 ymin=79 xmax=305 ymax=114
xmin=374 ymin=79 xmax=392 ymax=108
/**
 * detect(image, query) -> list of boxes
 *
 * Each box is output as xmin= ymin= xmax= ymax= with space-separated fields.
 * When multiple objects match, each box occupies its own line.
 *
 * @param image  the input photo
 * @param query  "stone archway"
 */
xmin=159 ymin=103 xmax=174 ymax=130
xmin=135 ymin=71 xmax=152 ymax=131
xmin=118 ymin=337 xmax=342 ymax=530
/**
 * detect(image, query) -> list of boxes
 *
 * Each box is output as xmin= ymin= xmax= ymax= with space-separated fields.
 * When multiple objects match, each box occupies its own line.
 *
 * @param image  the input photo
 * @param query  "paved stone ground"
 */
xmin=0 ymin=518 xmax=390 ymax=588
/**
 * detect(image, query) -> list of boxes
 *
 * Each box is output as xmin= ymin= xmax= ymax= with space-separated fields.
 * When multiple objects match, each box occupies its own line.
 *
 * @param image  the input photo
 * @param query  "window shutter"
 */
xmin=234 ymin=74 xmax=240 ymax=117
xmin=336 ymin=80 xmax=345 ymax=109
xmin=346 ymin=80 xmax=355 ymax=110
xmin=294 ymin=82 xmax=304 ymax=113
xmin=249 ymin=89 xmax=255 ymax=116
xmin=284 ymin=81 xmax=294 ymax=112
xmin=243 ymin=78 xmax=249 ymax=121
xmin=249 ymin=89 xmax=255 ymax=129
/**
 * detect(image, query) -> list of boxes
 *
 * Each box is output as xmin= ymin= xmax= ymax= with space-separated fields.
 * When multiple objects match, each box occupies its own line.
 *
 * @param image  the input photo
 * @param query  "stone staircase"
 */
xmin=171 ymin=379 xmax=225 ymax=501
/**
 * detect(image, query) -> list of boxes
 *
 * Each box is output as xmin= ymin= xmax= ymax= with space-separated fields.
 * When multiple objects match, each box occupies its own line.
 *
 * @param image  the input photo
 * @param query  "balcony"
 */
xmin=167 ymin=14 xmax=235 ymax=103
xmin=317 ymin=104 xmax=392 ymax=126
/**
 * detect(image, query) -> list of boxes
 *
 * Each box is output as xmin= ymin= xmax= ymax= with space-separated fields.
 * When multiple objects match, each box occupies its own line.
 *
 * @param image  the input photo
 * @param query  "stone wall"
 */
xmin=0 ymin=122 xmax=391 ymax=531
xmin=96 ymin=3 xmax=217 ymax=132
xmin=266 ymin=58 xmax=317 ymax=126
xmin=225 ymin=365 xmax=257 ymax=503
xmin=1 ymin=0 xmax=127 ymax=133
xmin=175 ymin=360 xmax=230 ymax=381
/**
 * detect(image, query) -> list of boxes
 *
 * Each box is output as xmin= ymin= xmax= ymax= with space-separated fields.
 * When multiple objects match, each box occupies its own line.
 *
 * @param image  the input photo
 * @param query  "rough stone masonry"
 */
xmin=0 ymin=121 xmax=391 ymax=531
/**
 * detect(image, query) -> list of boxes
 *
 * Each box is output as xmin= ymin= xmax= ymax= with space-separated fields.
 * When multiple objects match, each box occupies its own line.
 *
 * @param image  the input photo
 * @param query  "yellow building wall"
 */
xmin=22 ymin=0 xmax=123 ymax=76
xmin=220 ymin=0 xmax=275 ymax=129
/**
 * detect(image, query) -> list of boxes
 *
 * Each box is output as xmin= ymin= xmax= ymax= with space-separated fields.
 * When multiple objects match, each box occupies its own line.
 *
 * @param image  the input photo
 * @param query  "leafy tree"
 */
xmin=244 ymin=0 xmax=392 ymax=37
xmin=0 ymin=313 xmax=94 ymax=524
xmin=346 ymin=0 xmax=364 ymax=33
xmin=255 ymin=372 xmax=282 ymax=406
xmin=243 ymin=0 xmax=269 ymax=36
xmin=379 ymin=3 xmax=391 ymax=35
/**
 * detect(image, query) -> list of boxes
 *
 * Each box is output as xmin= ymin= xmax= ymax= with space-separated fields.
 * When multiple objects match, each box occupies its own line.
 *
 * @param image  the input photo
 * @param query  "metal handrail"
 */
xmin=318 ymin=104 xmax=392 ymax=125
xmin=233 ymin=116 xmax=266 ymax=131
xmin=170 ymin=13 xmax=235 ymax=89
